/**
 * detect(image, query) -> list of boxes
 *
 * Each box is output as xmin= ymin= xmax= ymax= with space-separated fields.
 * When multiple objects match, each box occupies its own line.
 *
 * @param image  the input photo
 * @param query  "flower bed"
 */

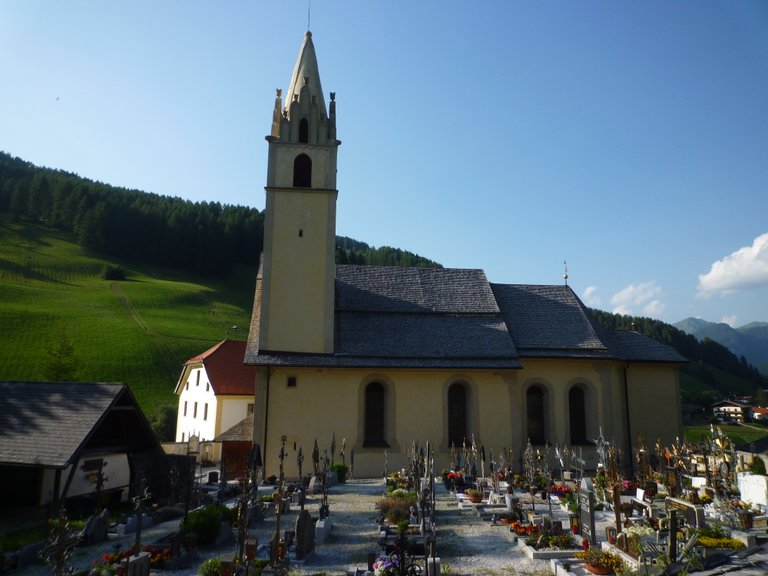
xmin=517 ymin=528 xmax=579 ymax=560
xmin=574 ymin=548 xmax=626 ymax=575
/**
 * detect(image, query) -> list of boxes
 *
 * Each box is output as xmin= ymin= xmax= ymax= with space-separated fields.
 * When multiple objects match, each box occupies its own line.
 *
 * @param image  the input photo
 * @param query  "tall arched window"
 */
xmin=364 ymin=382 xmax=387 ymax=447
xmin=448 ymin=383 xmax=468 ymax=447
xmin=293 ymin=153 xmax=312 ymax=187
xmin=569 ymin=386 xmax=588 ymax=445
xmin=526 ymin=385 xmax=546 ymax=445
xmin=299 ymin=118 xmax=309 ymax=143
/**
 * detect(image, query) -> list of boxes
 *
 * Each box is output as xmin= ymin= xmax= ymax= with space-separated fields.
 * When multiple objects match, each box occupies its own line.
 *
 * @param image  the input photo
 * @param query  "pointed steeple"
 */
xmin=285 ymin=31 xmax=327 ymax=121
xmin=255 ymin=31 xmax=340 ymax=355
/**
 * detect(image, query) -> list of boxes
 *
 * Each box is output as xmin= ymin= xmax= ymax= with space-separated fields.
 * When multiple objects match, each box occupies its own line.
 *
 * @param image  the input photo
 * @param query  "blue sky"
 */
xmin=2 ymin=1 xmax=767 ymax=327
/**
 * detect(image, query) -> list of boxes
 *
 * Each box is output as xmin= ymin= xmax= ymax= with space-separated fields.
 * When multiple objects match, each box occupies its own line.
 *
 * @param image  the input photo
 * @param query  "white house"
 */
xmin=174 ymin=340 xmax=255 ymax=450
xmin=712 ymin=399 xmax=750 ymax=423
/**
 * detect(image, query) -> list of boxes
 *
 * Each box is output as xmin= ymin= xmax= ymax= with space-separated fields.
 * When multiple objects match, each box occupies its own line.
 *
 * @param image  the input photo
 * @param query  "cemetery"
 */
xmin=3 ymin=426 xmax=768 ymax=576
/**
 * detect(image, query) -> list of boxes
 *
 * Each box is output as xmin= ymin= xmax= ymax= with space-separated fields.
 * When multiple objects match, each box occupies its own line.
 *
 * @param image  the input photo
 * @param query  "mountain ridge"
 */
xmin=674 ymin=317 xmax=768 ymax=375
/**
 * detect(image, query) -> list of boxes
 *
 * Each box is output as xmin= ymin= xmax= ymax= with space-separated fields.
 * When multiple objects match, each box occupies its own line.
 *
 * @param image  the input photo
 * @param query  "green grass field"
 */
xmin=684 ymin=423 xmax=768 ymax=448
xmin=0 ymin=219 xmax=256 ymax=424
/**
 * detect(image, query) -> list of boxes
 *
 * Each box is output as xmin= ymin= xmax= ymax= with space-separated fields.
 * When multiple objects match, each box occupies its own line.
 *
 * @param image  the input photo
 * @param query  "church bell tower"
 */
xmin=258 ymin=31 xmax=340 ymax=354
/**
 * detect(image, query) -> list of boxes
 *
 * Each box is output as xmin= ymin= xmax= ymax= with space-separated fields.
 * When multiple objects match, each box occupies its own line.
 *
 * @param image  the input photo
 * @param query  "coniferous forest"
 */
xmin=0 ymin=152 xmax=440 ymax=277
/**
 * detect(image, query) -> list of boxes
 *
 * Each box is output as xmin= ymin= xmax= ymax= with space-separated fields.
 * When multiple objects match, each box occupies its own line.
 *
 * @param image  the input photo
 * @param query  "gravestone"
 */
xmin=308 ymin=475 xmax=320 ymax=495
xmin=126 ymin=552 xmax=150 ymax=576
xmin=294 ymin=509 xmax=316 ymax=560
xmin=82 ymin=509 xmax=110 ymax=545
xmin=738 ymin=472 xmax=768 ymax=509
xmin=665 ymin=497 xmax=706 ymax=528
xmin=579 ymin=477 xmax=597 ymax=545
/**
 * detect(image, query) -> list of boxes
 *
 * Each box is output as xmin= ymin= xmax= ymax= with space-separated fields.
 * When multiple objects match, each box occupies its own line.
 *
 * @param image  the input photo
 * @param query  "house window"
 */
xmin=203 ymin=403 xmax=208 ymax=421
xmin=287 ymin=376 xmax=297 ymax=387
xmin=363 ymin=382 xmax=388 ymax=447
xmin=183 ymin=401 xmax=188 ymax=416
xmin=247 ymin=403 xmax=254 ymax=415
xmin=181 ymin=432 xmax=185 ymax=442
xmin=293 ymin=154 xmax=312 ymax=187
xmin=299 ymin=118 xmax=309 ymax=143
xmin=185 ymin=381 xmax=189 ymax=390
xmin=82 ymin=458 xmax=103 ymax=472
xmin=448 ymin=383 xmax=468 ymax=448
xmin=569 ymin=386 xmax=588 ymax=445
xmin=193 ymin=402 xmax=198 ymax=418
xmin=196 ymin=372 xmax=200 ymax=387
xmin=526 ymin=385 xmax=546 ymax=445
xmin=206 ymin=382 xmax=209 ymax=392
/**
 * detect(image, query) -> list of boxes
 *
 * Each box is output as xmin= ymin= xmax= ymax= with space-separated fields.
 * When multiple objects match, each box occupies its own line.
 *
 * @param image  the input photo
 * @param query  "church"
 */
xmin=244 ymin=31 xmax=685 ymax=479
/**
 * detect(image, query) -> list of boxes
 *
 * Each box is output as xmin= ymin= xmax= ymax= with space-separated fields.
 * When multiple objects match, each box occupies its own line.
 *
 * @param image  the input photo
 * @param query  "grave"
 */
xmin=82 ymin=509 xmax=110 ymax=545
xmin=578 ymin=477 xmax=597 ymax=545
xmin=737 ymin=472 xmax=768 ymax=510
xmin=664 ymin=497 xmax=706 ymax=529
xmin=295 ymin=509 xmax=316 ymax=560
xmin=126 ymin=552 xmax=150 ymax=576
xmin=315 ymin=518 xmax=332 ymax=544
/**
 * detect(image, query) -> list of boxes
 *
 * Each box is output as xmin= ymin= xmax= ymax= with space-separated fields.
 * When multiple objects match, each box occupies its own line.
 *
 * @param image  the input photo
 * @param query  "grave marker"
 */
xmin=578 ymin=478 xmax=597 ymax=545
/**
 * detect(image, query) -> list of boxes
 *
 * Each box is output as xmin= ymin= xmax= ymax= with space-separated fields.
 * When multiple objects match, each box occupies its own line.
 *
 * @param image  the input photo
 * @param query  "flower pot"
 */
xmin=584 ymin=564 xmax=614 ymax=575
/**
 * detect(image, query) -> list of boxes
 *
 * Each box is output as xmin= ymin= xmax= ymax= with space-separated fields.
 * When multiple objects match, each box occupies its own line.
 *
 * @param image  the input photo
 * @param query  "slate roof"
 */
xmin=245 ymin=266 xmax=686 ymax=368
xmin=490 ymin=283 xmax=609 ymax=356
xmin=214 ymin=416 xmax=253 ymax=442
xmin=0 ymin=381 xmax=160 ymax=468
xmin=177 ymin=340 xmax=255 ymax=396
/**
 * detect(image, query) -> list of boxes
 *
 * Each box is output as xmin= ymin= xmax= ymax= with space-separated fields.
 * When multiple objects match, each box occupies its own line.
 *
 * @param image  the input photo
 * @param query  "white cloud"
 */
xmin=698 ymin=232 xmax=768 ymax=296
xmin=643 ymin=299 xmax=667 ymax=318
xmin=611 ymin=281 xmax=663 ymax=316
xmin=721 ymin=315 xmax=738 ymax=327
xmin=582 ymin=285 xmax=601 ymax=306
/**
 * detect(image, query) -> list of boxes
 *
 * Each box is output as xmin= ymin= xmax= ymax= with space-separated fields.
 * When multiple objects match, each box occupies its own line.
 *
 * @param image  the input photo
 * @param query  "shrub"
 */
xmin=386 ymin=506 xmax=409 ymax=524
xmin=180 ymin=505 xmax=223 ymax=546
xmin=750 ymin=457 xmax=766 ymax=475
xmin=331 ymin=463 xmax=348 ymax=483
xmin=198 ymin=558 xmax=222 ymax=576
xmin=101 ymin=265 xmax=126 ymax=280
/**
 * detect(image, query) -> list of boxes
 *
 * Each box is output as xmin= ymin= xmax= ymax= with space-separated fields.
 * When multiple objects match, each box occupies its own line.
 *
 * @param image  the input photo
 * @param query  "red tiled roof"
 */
xmin=185 ymin=340 xmax=255 ymax=396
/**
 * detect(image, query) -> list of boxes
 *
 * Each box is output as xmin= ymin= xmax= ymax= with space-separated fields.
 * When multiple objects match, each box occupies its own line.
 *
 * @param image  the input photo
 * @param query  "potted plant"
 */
xmin=574 ymin=548 xmax=625 ymax=575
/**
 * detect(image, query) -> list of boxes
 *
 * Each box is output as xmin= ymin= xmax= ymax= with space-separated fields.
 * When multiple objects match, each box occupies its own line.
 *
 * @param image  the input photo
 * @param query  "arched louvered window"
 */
xmin=569 ymin=386 xmax=588 ymax=445
xmin=448 ymin=383 xmax=468 ymax=448
xmin=293 ymin=153 xmax=312 ymax=187
xmin=299 ymin=118 xmax=309 ymax=143
xmin=364 ymin=382 xmax=388 ymax=447
xmin=526 ymin=385 xmax=546 ymax=445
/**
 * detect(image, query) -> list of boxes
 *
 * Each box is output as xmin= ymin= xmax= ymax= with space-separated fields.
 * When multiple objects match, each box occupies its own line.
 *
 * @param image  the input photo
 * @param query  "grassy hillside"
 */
xmin=0 ymin=218 xmax=255 ymax=425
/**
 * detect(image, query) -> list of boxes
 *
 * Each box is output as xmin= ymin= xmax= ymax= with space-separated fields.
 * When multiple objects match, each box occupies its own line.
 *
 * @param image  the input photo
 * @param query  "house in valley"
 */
xmin=174 ymin=340 xmax=255 ymax=462
xmin=712 ymin=399 xmax=751 ymax=423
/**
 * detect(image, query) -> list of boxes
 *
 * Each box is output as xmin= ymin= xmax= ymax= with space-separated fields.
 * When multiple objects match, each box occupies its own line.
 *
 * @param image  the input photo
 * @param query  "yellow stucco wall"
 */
xmin=626 ymin=363 xmax=683 ymax=446
xmin=251 ymin=358 xmax=682 ymax=479
xmin=260 ymin=187 xmax=336 ymax=353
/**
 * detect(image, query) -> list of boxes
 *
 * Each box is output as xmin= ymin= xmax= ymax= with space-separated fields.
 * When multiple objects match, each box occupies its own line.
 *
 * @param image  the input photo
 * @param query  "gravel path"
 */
xmin=249 ymin=478 xmax=552 ymax=576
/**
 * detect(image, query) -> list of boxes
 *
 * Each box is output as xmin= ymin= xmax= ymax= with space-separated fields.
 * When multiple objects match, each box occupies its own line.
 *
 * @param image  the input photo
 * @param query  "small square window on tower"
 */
xmin=287 ymin=376 xmax=297 ymax=388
